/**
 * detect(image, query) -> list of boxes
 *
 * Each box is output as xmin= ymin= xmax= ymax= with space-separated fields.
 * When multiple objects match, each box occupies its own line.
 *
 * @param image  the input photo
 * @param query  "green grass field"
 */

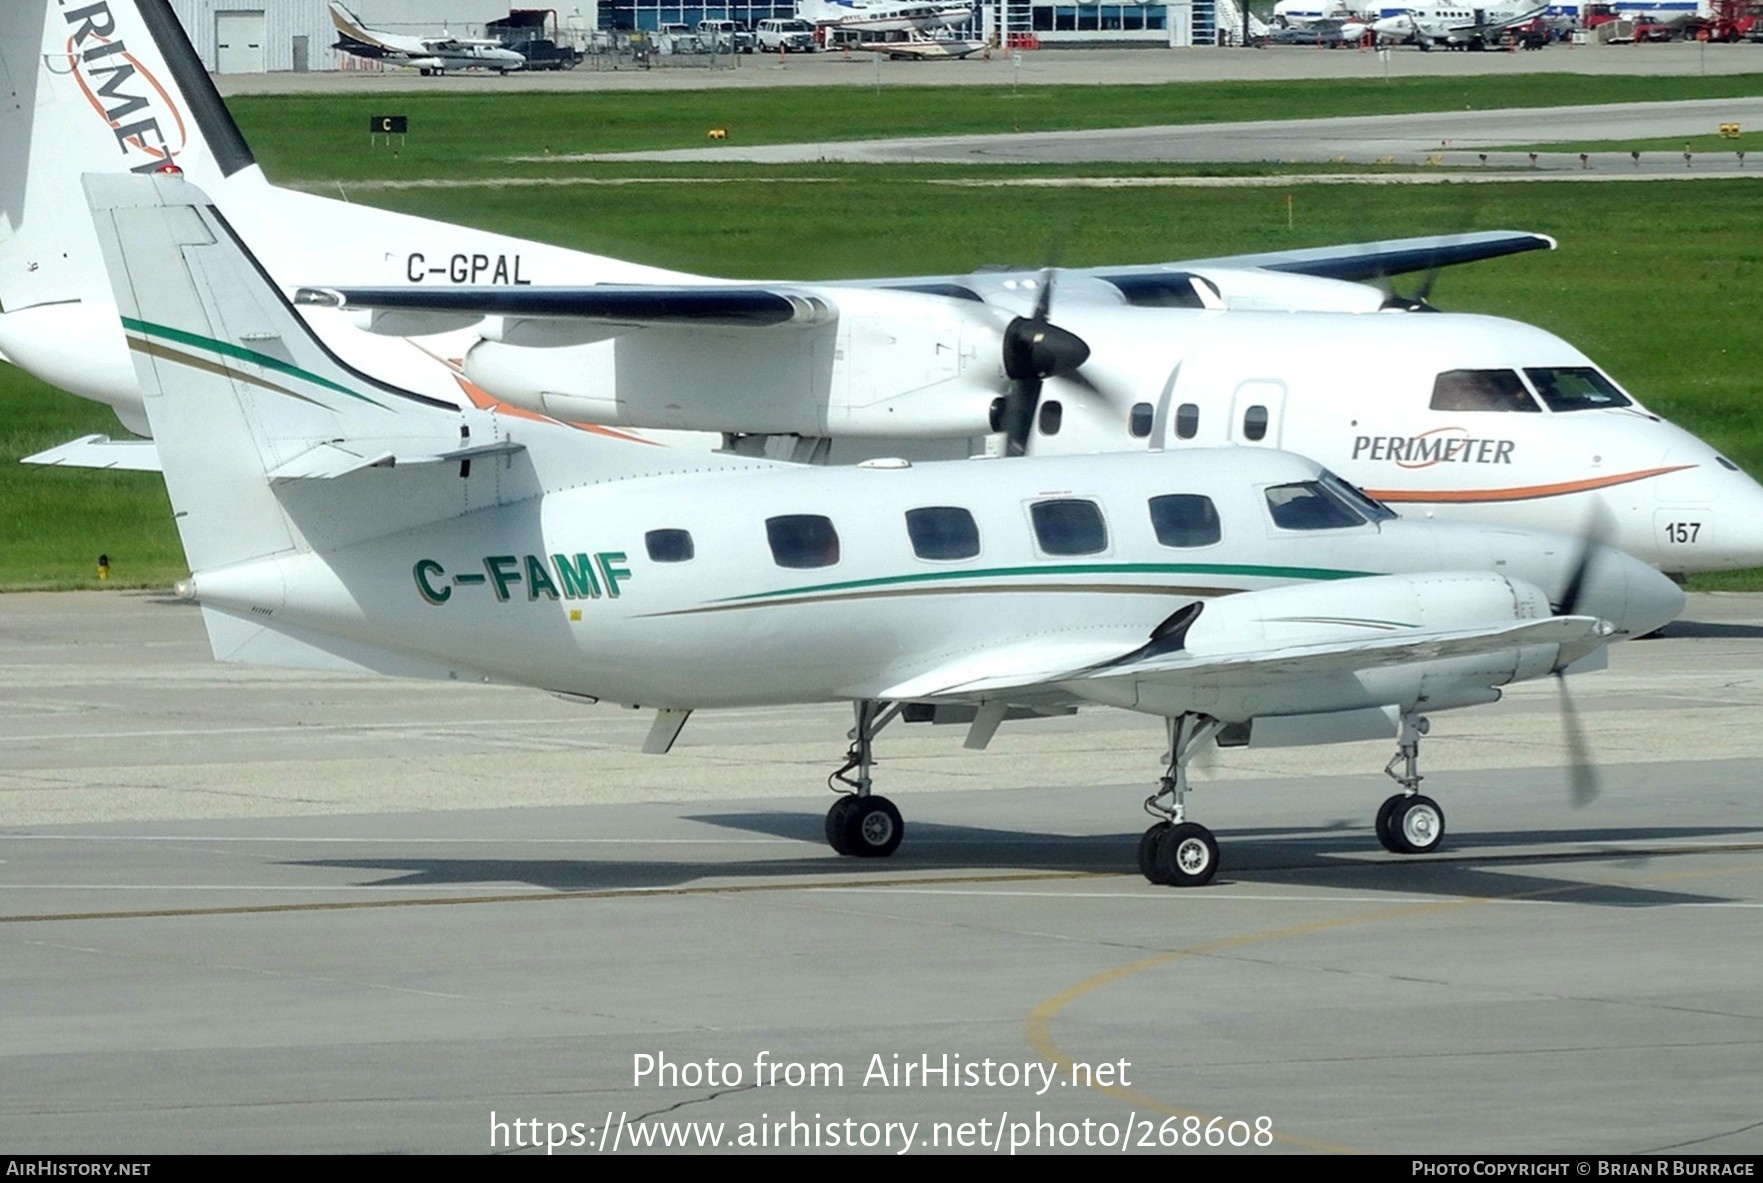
xmin=4 ymin=76 xmax=1762 ymax=589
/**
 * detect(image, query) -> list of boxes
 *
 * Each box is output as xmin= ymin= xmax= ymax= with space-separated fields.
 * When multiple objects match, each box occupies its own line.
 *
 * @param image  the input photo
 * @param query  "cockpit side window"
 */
xmin=1524 ymin=366 xmax=1633 ymax=412
xmin=1430 ymin=369 xmax=1540 ymax=413
xmin=1265 ymin=482 xmax=1367 ymax=531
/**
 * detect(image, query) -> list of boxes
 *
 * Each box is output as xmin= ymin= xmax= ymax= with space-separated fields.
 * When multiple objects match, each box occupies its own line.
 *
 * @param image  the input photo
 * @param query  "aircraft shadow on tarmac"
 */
xmin=292 ymin=816 xmax=1755 ymax=907
xmin=1656 ymin=620 xmax=1763 ymax=640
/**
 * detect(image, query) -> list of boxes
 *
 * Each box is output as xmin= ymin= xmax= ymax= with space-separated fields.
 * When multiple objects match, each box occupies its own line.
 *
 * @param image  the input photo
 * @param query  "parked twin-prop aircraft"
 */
xmin=88 ymin=171 xmax=1683 ymax=885
xmin=327 ymin=1 xmax=526 ymax=75
xmin=6 ymin=3 xmax=1759 ymax=581
xmin=796 ymin=0 xmax=978 ymax=33
xmin=1370 ymin=3 xmax=1551 ymax=49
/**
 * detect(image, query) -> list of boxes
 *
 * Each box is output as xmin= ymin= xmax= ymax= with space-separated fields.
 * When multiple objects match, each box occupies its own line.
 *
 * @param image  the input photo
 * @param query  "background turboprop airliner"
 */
xmin=2 ymin=0 xmax=1761 ymax=578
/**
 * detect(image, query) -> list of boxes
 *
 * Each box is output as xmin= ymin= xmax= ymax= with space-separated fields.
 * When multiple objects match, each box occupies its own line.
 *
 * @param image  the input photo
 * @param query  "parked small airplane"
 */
xmin=1371 ymin=3 xmax=1550 ymax=48
xmin=86 ymin=171 xmax=1682 ymax=885
xmin=328 ymin=1 xmax=525 ymax=74
xmin=797 ymin=0 xmax=977 ymax=33
xmin=857 ymin=30 xmax=989 ymax=57
xmin=5 ymin=0 xmax=1762 ymax=580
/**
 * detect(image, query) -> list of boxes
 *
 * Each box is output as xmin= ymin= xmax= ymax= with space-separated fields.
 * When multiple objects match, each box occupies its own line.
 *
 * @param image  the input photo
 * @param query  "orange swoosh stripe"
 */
xmin=1365 ymin=465 xmax=1694 ymax=505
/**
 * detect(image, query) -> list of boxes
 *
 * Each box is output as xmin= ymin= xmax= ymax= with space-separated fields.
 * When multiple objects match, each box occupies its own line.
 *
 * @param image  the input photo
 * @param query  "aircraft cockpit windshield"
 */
xmin=1318 ymin=470 xmax=1397 ymax=523
xmin=1429 ymin=367 xmax=1634 ymax=414
xmin=1264 ymin=481 xmax=1369 ymax=531
xmin=1523 ymin=366 xmax=1634 ymax=412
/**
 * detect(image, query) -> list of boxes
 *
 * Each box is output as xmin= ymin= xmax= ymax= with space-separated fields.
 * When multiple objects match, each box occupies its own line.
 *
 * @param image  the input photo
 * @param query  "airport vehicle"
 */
xmin=756 ymin=17 xmax=820 ymax=50
xmin=796 ymin=0 xmax=977 ymax=33
xmin=328 ymin=1 xmax=525 ymax=74
xmin=1370 ymin=3 xmax=1550 ymax=48
xmin=486 ymin=9 xmax=585 ymax=69
xmin=87 ymin=171 xmax=1682 ymax=885
xmin=6 ymin=0 xmax=1763 ymax=579
xmin=696 ymin=19 xmax=755 ymax=53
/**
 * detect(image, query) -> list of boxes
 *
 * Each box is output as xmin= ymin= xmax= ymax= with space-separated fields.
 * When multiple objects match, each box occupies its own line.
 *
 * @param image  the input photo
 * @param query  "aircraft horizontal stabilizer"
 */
xmin=22 ymin=434 xmax=162 ymax=472
xmin=297 ymin=285 xmax=837 ymax=330
xmin=264 ymin=439 xmax=524 ymax=482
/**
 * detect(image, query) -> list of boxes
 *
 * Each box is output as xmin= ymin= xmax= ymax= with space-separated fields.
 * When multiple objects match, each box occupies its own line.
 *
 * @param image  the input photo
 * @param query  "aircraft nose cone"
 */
xmin=1567 ymin=544 xmax=1685 ymax=640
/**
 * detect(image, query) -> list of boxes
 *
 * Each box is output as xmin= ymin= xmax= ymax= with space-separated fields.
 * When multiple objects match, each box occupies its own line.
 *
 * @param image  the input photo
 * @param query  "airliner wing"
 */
xmin=297 ymin=285 xmax=836 ymax=330
xmin=299 ymin=230 xmax=1551 ymax=335
xmin=1162 ymin=230 xmax=1556 ymax=282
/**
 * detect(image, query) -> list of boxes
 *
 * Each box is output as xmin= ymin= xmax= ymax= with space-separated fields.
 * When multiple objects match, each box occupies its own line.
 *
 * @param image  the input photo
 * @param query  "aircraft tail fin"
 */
xmin=0 ymin=0 xmax=256 ymax=315
xmin=84 ymin=171 xmax=473 ymax=573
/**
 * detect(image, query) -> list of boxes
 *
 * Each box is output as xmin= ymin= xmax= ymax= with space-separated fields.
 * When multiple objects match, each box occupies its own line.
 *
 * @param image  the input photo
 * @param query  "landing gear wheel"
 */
xmin=1386 ymin=795 xmax=1446 ymax=855
xmin=844 ymin=795 xmax=903 ymax=858
xmin=1155 ymin=822 xmax=1219 ymax=888
xmin=1138 ymin=822 xmax=1172 ymax=884
xmin=825 ymin=795 xmax=860 ymax=856
xmin=1375 ymin=794 xmax=1404 ymax=853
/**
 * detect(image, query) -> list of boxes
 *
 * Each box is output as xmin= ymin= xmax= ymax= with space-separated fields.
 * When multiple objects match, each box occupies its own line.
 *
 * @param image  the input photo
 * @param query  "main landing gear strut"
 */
xmin=1376 ymin=713 xmax=1446 ymax=855
xmin=1138 ymin=714 xmax=1225 ymax=887
xmin=824 ymin=699 xmax=905 ymax=858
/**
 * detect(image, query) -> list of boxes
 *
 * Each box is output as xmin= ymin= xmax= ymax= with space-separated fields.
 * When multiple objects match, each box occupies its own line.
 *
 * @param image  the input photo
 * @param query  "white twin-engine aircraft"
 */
xmin=796 ymin=0 xmax=978 ymax=33
xmin=90 ymin=173 xmax=1682 ymax=886
xmin=327 ymin=2 xmax=525 ymax=75
xmin=4 ymin=0 xmax=1763 ymax=580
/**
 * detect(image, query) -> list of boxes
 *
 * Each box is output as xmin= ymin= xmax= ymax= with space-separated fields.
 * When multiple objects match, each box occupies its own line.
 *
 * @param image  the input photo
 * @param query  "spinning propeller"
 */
xmin=1549 ymin=504 xmax=1622 ymax=807
xmin=997 ymin=271 xmax=1092 ymax=457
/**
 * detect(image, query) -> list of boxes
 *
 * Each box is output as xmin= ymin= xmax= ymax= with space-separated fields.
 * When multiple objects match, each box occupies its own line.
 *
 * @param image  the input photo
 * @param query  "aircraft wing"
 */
xmin=875 ymin=614 xmax=1606 ymax=703
xmin=297 ymin=285 xmax=836 ymax=330
xmin=1161 ymin=230 xmax=1556 ymax=283
xmin=299 ymin=230 xmax=1552 ymax=330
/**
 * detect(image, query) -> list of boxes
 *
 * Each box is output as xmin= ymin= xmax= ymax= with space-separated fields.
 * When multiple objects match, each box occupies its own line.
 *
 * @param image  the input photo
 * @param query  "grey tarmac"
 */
xmin=1 ymin=591 xmax=1761 ymax=1154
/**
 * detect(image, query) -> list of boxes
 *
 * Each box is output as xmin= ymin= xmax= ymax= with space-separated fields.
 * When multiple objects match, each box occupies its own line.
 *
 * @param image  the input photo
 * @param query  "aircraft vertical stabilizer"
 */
xmin=83 ymin=173 xmax=472 ymax=574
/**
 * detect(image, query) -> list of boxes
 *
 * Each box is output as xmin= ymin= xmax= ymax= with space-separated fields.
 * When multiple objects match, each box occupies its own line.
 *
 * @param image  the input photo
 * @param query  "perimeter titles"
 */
xmin=60 ymin=1 xmax=190 ymax=171
xmin=1351 ymin=428 xmax=1516 ymax=470
xmin=414 ymin=552 xmax=630 ymax=606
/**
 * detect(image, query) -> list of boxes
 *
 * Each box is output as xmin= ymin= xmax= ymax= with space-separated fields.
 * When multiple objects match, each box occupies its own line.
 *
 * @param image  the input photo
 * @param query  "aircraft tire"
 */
xmin=825 ymin=795 xmax=860 ymax=855
xmin=1138 ymin=822 xmax=1172 ymax=884
xmin=1375 ymin=794 xmax=1405 ymax=853
xmin=845 ymin=796 xmax=904 ymax=858
xmin=1155 ymin=822 xmax=1219 ymax=888
xmin=1386 ymin=795 xmax=1446 ymax=855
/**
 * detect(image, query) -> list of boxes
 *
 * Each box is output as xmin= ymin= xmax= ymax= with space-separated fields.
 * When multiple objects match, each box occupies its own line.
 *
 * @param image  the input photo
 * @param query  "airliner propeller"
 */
xmin=1550 ymin=504 xmax=1622 ymax=806
xmin=997 ymin=271 xmax=1092 ymax=457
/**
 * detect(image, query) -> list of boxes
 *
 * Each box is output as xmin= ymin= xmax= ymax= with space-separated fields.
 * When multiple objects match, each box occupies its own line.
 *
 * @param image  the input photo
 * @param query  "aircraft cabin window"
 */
xmin=1242 ymin=405 xmax=1269 ymax=442
xmin=905 ymin=506 xmax=980 ymax=561
xmin=1265 ymin=482 xmax=1366 ymax=531
xmin=645 ymin=529 xmax=695 ymax=563
xmin=1129 ymin=402 xmax=1154 ymax=439
xmin=1038 ymin=400 xmax=1063 ymax=437
xmin=1524 ymin=367 xmax=1633 ymax=412
xmin=1148 ymin=494 xmax=1222 ymax=548
xmin=1174 ymin=403 xmax=1200 ymax=440
xmin=1430 ymin=369 xmax=1540 ymax=413
xmin=1030 ymin=499 xmax=1108 ymax=556
xmin=766 ymin=514 xmax=840 ymax=569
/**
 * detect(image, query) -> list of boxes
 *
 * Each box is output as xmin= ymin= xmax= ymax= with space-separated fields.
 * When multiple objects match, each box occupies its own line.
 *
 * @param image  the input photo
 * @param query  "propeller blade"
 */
xmin=1555 ymin=674 xmax=1600 ymax=807
xmin=995 ymin=269 xmax=1092 ymax=457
